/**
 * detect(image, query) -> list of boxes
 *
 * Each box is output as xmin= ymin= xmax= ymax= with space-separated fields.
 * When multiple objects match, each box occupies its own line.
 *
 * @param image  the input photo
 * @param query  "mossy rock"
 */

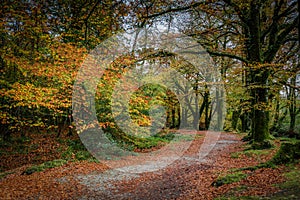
xmin=271 ymin=141 xmax=300 ymax=165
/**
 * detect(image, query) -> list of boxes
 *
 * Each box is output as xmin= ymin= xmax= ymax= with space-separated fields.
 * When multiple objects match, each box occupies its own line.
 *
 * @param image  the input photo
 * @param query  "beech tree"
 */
xmin=0 ymin=0 xmax=125 ymax=139
xmin=133 ymin=0 xmax=299 ymax=144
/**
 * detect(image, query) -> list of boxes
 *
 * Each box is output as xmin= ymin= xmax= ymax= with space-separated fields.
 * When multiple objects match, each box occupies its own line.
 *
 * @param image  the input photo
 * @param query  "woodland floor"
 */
xmin=0 ymin=131 xmax=299 ymax=200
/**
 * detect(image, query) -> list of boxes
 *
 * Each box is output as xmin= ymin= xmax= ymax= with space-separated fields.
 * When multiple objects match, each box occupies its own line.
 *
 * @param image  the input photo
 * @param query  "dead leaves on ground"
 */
xmin=0 ymin=132 xmax=288 ymax=199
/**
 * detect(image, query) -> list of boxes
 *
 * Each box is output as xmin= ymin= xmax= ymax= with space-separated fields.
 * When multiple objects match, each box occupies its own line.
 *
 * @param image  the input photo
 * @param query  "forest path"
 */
xmin=1 ymin=132 xmax=284 ymax=200
xmin=74 ymin=132 xmax=241 ymax=200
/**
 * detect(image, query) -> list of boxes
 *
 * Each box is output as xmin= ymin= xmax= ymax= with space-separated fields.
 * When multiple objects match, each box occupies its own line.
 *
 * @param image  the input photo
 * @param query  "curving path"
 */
xmin=74 ymin=132 xmax=241 ymax=200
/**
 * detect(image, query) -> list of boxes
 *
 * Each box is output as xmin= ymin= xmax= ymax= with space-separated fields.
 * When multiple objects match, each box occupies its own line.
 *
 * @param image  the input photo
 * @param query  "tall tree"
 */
xmin=135 ymin=0 xmax=299 ymax=144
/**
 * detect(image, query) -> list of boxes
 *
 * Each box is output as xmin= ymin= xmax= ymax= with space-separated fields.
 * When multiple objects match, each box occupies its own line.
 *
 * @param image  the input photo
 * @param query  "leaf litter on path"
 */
xmin=0 ymin=132 xmax=285 ymax=200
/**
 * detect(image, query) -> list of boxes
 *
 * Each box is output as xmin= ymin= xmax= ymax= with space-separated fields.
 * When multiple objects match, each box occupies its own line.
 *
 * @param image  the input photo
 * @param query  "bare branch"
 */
xmin=206 ymin=49 xmax=249 ymax=63
xmin=143 ymin=1 xmax=206 ymax=19
xmin=264 ymin=15 xmax=299 ymax=62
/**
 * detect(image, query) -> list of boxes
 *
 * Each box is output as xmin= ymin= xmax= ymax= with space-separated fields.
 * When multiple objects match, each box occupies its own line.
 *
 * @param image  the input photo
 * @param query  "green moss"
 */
xmin=212 ymin=172 xmax=248 ymax=187
xmin=251 ymin=163 xmax=300 ymax=199
xmin=282 ymin=166 xmax=300 ymax=188
xmin=231 ymin=149 xmax=270 ymax=159
xmin=133 ymin=136 xmax=168 ymax=149
xmin=251 ymin=140 xmax=274 ymax=150
xmin=59 ymin=138 xmax=96 ymax=161
xmin=22 ymin=159 xmax=67 ymax=175
xmin=0 ymin=171 xmax=14 ymax=179
xmin=75 ymin=150 xmax=94 ymax=161
xmin=230 ymin=152 xmax=240 ymax=158
xmin=271 ymin=141 xmax=300 ymax=165
xmin=215 ymin=197 xmax=261 ymax=200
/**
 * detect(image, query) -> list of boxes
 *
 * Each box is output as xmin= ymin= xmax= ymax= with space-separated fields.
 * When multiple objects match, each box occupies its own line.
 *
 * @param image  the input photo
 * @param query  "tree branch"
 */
xmin=222 ymin=0 xmax=248 ymax=24
xmin=206 ymin=49 xmax=249 ymax=63
xmin=143 ymin=1 xmax=206 ymax=19
xmin=278 ymin=81 xmax=300 ymax=91
xmin=264 ymin=15 xmax=299 ymax=62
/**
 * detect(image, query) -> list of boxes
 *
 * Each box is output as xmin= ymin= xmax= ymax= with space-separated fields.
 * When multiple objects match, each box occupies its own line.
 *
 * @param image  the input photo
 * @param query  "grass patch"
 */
xmin=280 ymin=165 xmax=300 ymax=189
xmin=0 ymin=129 xmax=100 ymax=174
xmin=0 ymin=136 xmax=32 ymax=156
xmin=103 ymin=127 xmax=176 ymax=151
xmin=231 ymin=149 xmax=270 ymax=159
xmin=132 ymin=136 xmax=170 ymax=150
xmin=22 ymin=159 xmax=67 ymax=175
xmin=172 ymin=133 xmax=203 ymax=142
xmin=215 ymin=197 xmax=261 ymax=200
xmin=18 ymin=137 xmax=98 ymax=175
xmin=216 ymin=163 xmax=300 ymax=200
xmin=234 ymin=139 xmax=300 ymax=172
xmin=61 ymin=139 xmax=96 ymax=161
xmin=212 ymin=171 xmax=248 ymax=187
xmin=0 ymin=171 xmax=14 ymax=179
xmin=132 ymin=131 xmax=201 ymax=150
xmin=269 ymin=163 xmax=300 ymax=199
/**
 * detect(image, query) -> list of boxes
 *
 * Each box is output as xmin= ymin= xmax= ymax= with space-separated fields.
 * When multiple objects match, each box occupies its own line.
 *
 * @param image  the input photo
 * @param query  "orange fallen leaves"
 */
xmin=0 ymin=132 xmax=288 ymax=200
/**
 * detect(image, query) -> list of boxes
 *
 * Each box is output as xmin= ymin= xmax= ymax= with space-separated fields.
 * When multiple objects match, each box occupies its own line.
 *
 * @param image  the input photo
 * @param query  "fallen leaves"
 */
xmin=0 ymin=132 xmax=288 ymax=199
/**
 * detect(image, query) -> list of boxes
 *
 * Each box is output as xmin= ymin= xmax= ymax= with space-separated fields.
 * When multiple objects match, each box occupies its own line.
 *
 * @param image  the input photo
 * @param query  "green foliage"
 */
xmin=75 ymin=151 xmax=95 ymax=161
xmin=0 ymin=0 xmax=126 ymax=140
xmin=66 ymin=139 xmax=87 ymax=151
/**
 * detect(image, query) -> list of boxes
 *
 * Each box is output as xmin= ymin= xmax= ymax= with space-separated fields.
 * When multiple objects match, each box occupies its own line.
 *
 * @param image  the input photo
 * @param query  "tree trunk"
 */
xmin=193 ymin=93 xmax=200 ymax=129
xmin=249 ymin=67 xmax=270 ymax=142
xmin=215 ymin=86 xmax=224 ymax=131
xmin=245 ymin=1 xmax=270 ymax=142
xmin=171 ymin=105 xmax=176 ymax=128
xmin=231 ymin=110 xmax=240 ymax=131
xmin=270 ymin=97 xmax=280 ymax=132
xmin=240 ymin=112 xmax=251 ymax=132
xmin=181 ymin=107 xmax=188 ymax=128
xmin=288 ymin=76 xmax=296 ymax=133
xmin=204 ymin=91 xmax=210 ymax=130
xmin=177 ymin=104 xmax=181 ymax=128
xmin=198 ymin=86 xmax=210 ymax=130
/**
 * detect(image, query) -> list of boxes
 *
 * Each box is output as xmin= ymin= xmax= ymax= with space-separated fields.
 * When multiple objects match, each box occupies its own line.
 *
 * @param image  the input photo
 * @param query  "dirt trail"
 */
xmin=1 ymin=132 xmax=283 ymax=200
xmin=74 ymin=132 xmax=241 ymax=200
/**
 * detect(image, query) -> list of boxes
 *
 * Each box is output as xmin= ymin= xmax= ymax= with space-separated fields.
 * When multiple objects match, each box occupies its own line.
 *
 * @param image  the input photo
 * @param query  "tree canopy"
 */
xmin=0 ymin=0 xmax=299 ymax=146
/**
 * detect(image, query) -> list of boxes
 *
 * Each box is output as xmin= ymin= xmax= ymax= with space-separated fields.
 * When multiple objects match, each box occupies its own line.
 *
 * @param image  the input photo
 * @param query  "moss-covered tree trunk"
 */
xmin=244 ymin=1 xmax=270 ymax=142
xmin=288 ymin=76 xmax=297 ymax=133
